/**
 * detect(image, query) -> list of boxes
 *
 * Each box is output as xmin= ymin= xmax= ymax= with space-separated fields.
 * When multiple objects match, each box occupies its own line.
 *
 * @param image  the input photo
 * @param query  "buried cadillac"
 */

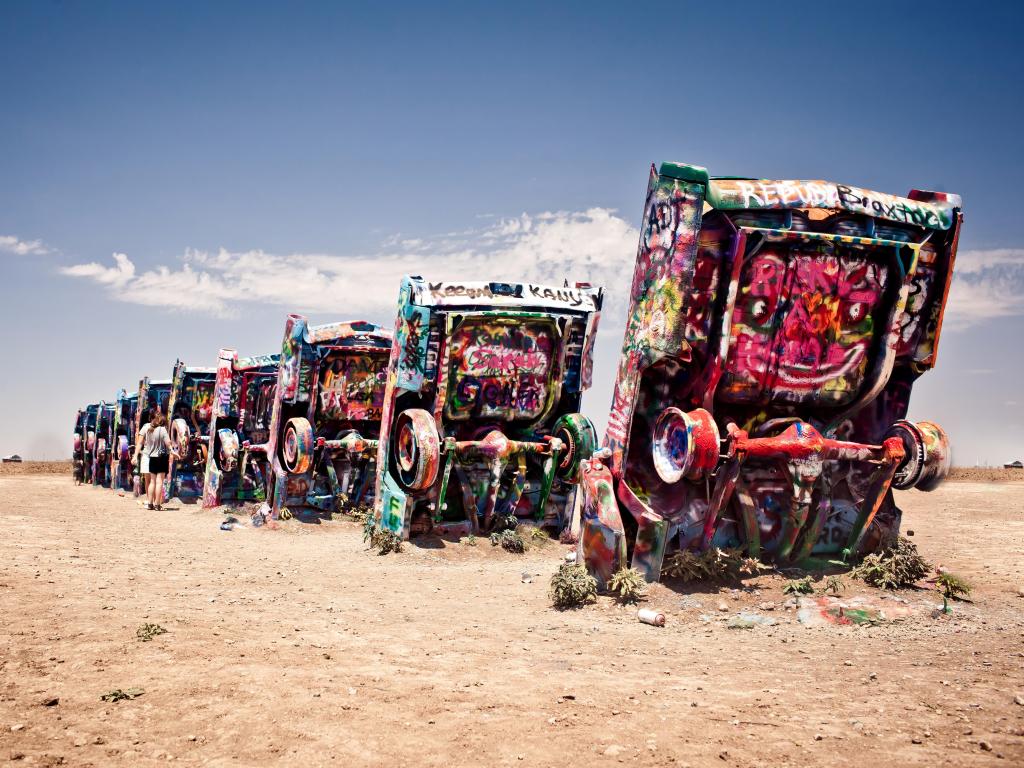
xmin=165 ymin=362 xmax=218 ymax=502
xmin=201 ymin=349 xmax=280 ymax=508
xmin=374 ymin=276 xmax=602 ymax=540
xmin=73 ymin=403 xmax=100 ymax=484
xmin=578 ymin=162 xmax=960 ymax=586
xmin=91 ymin=400 xmax=117 ymax=488
xmin=265 ymin=315 xmax=392 ymax=518
xmin=109 ymin=388 xmax=140 ymax=492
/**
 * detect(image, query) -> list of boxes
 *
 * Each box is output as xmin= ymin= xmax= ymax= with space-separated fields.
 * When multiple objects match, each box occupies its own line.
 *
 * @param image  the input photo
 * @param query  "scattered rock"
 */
xmin=41 ymin=697 xmax=59 ymax=707
xmin=843 ymin=660 xmax=853 ymax=666
xmin=1014 ymin=695 xmax=1024 ymax=706
xmin=980 ymin=741 xmax=993 ymax=752
xmin=717 ymin=602 xmax=729 ymax=612
xmin=603 ymin=744 xmax=625 ymax=756
xmin=10 ymin=724 xmax=24 ymax=732
xmin=758 ymin=602 xmax=775 ymax=611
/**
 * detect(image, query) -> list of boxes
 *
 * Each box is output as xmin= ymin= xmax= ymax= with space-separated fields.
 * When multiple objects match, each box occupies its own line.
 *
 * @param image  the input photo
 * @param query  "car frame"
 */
xmin=266 ymin=314 xmax=393 ymax=518
xmin=201 ymin=349 xmax=280 ymax=508
xmin=374 ymin=275 xmax=603 ymax=540
xmin=91 ymin=401 xmax=116 ymax=488
xmin=73 ymin=404 xmax=100 ymax=483
xmin=134 ymin=376 xmax=173 ymax=492
xmin=578 ymin=162 xmax=961 ymax=585
xmin=109 ymin=388 xmax=139 ymax=492
xmin=166 ymin=361 xmax=218 ymax=502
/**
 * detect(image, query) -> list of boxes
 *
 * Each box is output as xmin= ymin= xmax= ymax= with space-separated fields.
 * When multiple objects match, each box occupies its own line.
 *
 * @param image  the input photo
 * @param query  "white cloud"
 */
xmin=945 ymin=248 xmax=1024 ymax=330
xmin=57 ymin=220 xmax=1024 ymax=336
xmin=60 ymin=252 xmax=135 ymax=287
xmin=0 ymin=234 xmax=51 ymax=256
xmin=59 ymin=209 xmax=640 ymax=318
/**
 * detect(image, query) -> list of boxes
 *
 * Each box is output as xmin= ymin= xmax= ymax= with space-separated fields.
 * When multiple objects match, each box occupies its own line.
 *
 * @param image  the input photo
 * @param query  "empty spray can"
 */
xmin=637 ymin=608 xmax=665 ymax=627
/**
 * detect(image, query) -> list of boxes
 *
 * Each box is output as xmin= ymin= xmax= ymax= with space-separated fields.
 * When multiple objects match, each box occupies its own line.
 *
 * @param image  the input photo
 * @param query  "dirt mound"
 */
xmin=0 ymin=460 xmax=72 ymax=475
xmin=947 ymin=466 xmax=1024 ymax=483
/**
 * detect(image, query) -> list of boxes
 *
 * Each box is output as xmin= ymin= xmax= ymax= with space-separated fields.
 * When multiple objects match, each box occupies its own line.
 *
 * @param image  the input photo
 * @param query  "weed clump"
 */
xmin=528 ymin=526 xmax=550 ymax=544
xmin=608 ymin=567 xmax=647 ymax=603
xmin=490 ymin=529 xmax=526 ymax=554
xmin=334 ymin=493 xmax=372 ymax=522
xmin=549 ymin=563 xmax=597 ymax=609
xmin=936 ymin=572 xmax=971 ymax=613
xmin=783 ymin=577 xmax=815 ymax=595
xmin=494 ymin=514 xmax=519 ymax=532
xmin=558 ymin=527 xmax=579 ymax=546
xmin=851 ymin=536 xmax=930 ymax=589
xmin=100 ymin=688 xmax=144 ymax=702
xmin=136 ymin=623 xmax=168 ymax=642
xmin=824 ymin=575 xmax=846 ymax=595
xmin=661 ymin=547 xmax=764 ymax=582
xmin=363 ymin=518 xmax=403 ymax=555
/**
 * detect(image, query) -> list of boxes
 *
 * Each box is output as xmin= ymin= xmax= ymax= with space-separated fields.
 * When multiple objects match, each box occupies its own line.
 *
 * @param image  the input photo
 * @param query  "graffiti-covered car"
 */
xmin=135 ymin=377 xmax=173 ymax=489
xmin=266 ymin=315 xmax=392 ymax=518
xmin=201 ymin=350 xmax=280 ymax=508
xmin=375 ymin=276 xmax=603 ymax=539
xmin=578 ymin=162 xmax=961 ymax=586
xmin=109 ymin=389 xmax=139 ymax=492
xmin=165 ymin=362 xmax=218 ymax=502
xmin=73 ymin=404 xmax=100 ymax=483
xmin=91 ymin=401 xmax=116 ymax=488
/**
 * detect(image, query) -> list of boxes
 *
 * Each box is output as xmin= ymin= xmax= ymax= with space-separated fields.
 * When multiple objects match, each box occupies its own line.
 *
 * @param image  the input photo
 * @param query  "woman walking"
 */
xmin=143 ymin=412 xmax=178 ymax=510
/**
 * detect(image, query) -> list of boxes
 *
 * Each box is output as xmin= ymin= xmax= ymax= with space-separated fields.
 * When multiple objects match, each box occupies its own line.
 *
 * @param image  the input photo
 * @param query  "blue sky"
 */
xmin=2 ymin=1 xmax=1022 ymax=464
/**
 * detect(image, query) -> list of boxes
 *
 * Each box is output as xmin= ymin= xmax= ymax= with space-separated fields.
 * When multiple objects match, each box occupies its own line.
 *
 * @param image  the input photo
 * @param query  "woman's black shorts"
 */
xmin=148 ymin=454 xmax=169 ymax=474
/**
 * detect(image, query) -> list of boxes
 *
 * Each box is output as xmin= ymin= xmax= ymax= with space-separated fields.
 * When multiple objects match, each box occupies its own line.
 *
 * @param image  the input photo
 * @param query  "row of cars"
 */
xmin=72 ymin=162 xmax=963 ymax=584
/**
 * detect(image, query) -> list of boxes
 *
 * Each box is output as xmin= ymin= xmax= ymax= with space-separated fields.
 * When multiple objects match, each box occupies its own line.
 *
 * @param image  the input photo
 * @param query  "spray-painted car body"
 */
xmin=579 ymin=163 xmax=961 ymax=585
xmin=91 ymin=402 xmax=116 ymax=488
xmin=73 ymin=404 xmax=100 ymax=483
xmin=109 ymin=389 xmax=139 ymax=491
xmin=136 ymin=377 xmax=173 ymax=427
xmin=132 ymin=377 xmax=172 ymax=493
xmin=165 ymin=362 xmax=218 ymax=501
xmin=201 ymin=350 xmax=280 ymax=507
xmin=375 ymin=276 xmax=603 ymax=539
xmin=267 ymin=315 xmax=392 ymax=517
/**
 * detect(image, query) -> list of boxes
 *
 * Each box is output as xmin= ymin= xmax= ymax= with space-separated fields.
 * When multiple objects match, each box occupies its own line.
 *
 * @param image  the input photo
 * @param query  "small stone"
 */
xmin=869 ymin=672 xmax=877 ymax=680
xmin=41 ymin=697 xmax=59 ymax=707
xmin=10 ymin=724 xmax=24 ymax=732
xmin=94 ymin=736 xmax=105 ymax=745
xmin=603 ymin=745 xmax=625 ymax=756
xmin=187 ymin=735 xmax=196 ymax=742
xmin=814 ymin=734 xmax=823 ymax=741
xmin=758 ymin=602 xmax=775 ymax=611
xmin=911 ymin=737 xmax=922 ymax=744
xmin=906 ymin=529 xmax=914 ymax=536
xmin=717 ymin=602 xmax=729 ymax=612
xmin=843 ymin=660 xmax=853 ymax=666
xmin=980 ymin=741 xmax=993 ymax=752
xmin=1014 ymin=695 xmax=1024 ymax=706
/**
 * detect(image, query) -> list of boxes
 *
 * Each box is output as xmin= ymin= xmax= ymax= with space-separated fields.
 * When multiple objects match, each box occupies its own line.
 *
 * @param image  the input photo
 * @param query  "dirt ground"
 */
xmin=1 ymin=471 xmax=1022 ymax=767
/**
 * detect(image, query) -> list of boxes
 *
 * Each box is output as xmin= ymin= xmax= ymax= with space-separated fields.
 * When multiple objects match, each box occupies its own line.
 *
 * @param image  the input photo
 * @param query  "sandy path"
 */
xmin=1 ymin=475 xmax=1022 ymax=766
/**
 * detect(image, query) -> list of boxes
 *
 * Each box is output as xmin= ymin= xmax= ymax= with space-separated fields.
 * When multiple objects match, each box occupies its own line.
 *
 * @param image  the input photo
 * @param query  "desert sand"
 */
xmin=1 ymin=469 xmax=1022 ymax=766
